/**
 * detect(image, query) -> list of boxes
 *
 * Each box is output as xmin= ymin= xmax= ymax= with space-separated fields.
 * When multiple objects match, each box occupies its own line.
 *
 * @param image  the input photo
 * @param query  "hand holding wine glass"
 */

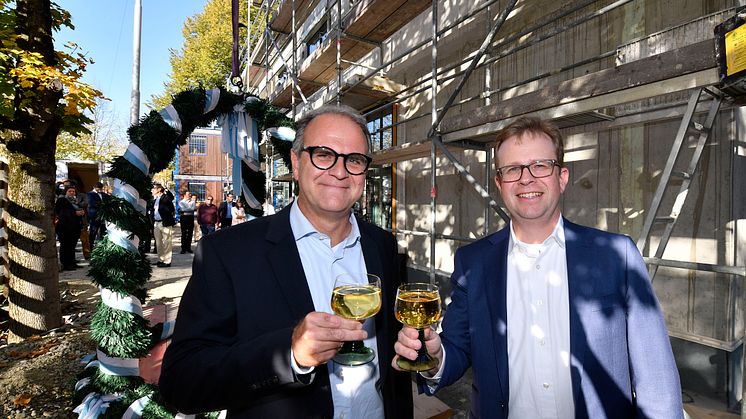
xmin=393 ymin=283 xmax=442 ymax=371
xmin=330 ymin=273 xmax=382 ymax=366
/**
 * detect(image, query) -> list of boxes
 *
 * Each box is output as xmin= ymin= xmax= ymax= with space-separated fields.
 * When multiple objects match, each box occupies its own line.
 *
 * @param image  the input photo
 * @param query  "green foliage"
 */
xmin=98 ymin=196 xmax=152 ymax=239
xmin=56 ymin=99 xmax=125 ymax=160
xmin=90 ymin=303 xmax=154 ymax=358
xmin=89 ymin=238 xmax=151 ymax=293
xmin=0 ymin=1 xmax=104 ymax=133
xmin=150 ymin=0 xmax=245 ymax=108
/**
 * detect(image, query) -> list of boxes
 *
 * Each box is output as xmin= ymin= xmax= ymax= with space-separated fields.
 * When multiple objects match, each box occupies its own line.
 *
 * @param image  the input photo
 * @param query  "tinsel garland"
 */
xmin=74 ymin=88 xmax=293 ymax=418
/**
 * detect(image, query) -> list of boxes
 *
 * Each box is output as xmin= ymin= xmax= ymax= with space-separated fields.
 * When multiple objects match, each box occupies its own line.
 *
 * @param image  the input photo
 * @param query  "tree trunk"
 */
xmin=2 ymin=142 xmax=62 ymax=342
xmin=2 ymin=0 xmax=63 ymax=342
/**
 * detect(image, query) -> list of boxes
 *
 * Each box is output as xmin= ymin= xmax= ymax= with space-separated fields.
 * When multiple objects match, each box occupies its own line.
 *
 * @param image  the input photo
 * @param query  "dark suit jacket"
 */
xmin=152 ymin=194 xmax=175 ymax=227
xmin=218 ymin=201 xmax=232 ymax=220
xmin=425 ymin=218 xmax=682 ymax=419
xmin=161 ymin=205 xmax=413 ymax=418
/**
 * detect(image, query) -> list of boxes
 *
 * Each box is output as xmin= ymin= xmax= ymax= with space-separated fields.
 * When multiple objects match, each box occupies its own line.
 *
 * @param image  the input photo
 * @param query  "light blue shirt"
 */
xmin=289 ymin=202 xmax=384 ymax=419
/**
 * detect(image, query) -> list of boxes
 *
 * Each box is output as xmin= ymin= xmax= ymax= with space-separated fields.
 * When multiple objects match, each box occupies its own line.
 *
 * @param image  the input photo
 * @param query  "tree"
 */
xmin=56 ymin=98 xmax=126 ymax=161
xmin=150 ymin=0 xmax=266 ymax=109
xmin=0 ymin=0 xmax=103 ymax=341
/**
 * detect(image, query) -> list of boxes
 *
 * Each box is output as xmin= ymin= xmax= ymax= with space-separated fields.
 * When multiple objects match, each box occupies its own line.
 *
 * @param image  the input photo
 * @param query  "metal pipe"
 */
xmin=130 ymin=0 xmax=142 ymax=126
xmin=429 ymin=0 xmax=438 ymax=283
xmin=346 ymin=0 xmax=503 ymax=93
xmin=336 ymin=0 xmax=342 ymax=105
xmin=291 ymin=0 xmax=297 ymax=116
xmin=427 ymin=0 xmax=517 ymax=139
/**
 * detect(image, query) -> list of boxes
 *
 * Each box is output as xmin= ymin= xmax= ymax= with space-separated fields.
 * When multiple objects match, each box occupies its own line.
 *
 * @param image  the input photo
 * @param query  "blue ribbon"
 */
xmin=241 ymin=181 xmax=261 ymax=210
xmin=160 ymin=319 xmax=176 ymax=339
xmin=100 ymin=287 xmax=144 ymax=317
xmin=121 ymin=394 xmax=152 ymax=419
xmin=112 ymin=181 xmax=146 ymax=215
xmin=106 ymin=224 xmax=140 ymax=254
xmin=204 ymin=88 xmax=220 ymax=114
xmin=122 ymin=143 xmax=150 ymax=176
xmin=159 ymin=105 xmax=182 ymax=134
xmin=96 ymin=349 xmax=139 ymax=377
xmin=73 ymin=392 xmax=120 ymax=419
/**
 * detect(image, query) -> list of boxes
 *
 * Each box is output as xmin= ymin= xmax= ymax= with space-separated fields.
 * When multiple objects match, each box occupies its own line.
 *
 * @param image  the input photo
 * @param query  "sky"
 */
xmin=55 ymin=0 xmax=208 ymax=140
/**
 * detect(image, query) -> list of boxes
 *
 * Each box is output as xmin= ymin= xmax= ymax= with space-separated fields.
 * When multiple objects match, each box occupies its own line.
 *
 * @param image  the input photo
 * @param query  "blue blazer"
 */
xmin=428 ymin=218 xmax=683 ymax=419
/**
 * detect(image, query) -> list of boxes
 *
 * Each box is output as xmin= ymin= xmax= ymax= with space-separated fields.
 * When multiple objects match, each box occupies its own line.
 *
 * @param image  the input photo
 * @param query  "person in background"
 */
xmin=178 ymin=191 xmax=196 ymax=254
xmin=87 ymin=181 xmax=107 ymax=248
xmin=230 ymin=199 xmax=246 ymax=225
xmin=150 ymin=183 xmax=175 ymax=268
xmin=217 ymin=192 xmax=234 ymax=229
xmin=393 ymin=116 xmax=682 ymax=418
xmin=196 ymin=195 xmax=218 ymax=237
xmin=55 ymin=185 xmax=84 ymax=271
xmin=192 ymin=195 xmax=201 ymax=242
xmin=161 ymin=104 xmax=413 ymax=418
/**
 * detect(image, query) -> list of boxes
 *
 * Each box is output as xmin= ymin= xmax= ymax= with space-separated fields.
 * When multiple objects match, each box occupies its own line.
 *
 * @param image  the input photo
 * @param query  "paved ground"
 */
xmin=58 ymin=228 xmax=738 ymax=419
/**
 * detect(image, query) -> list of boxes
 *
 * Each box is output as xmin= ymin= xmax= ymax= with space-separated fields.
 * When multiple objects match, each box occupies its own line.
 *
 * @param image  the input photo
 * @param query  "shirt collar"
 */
xmin=289 ymin=201 xmax=360 ymax=247
xmin=508 ymin=215 xmax=566 ymax=253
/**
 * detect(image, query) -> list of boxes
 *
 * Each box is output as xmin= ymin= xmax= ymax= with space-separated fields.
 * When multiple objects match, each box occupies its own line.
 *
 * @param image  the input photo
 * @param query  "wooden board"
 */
xmin=440 ymin=39 xmax=717 ymax=134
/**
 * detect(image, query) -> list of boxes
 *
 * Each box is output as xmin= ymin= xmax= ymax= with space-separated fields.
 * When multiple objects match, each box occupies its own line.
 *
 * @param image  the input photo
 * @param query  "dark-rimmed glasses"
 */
xmin=302 ymin=146 xmax=372 ymax=176
xmin=496 ymin=159 xmax=560 ymax=183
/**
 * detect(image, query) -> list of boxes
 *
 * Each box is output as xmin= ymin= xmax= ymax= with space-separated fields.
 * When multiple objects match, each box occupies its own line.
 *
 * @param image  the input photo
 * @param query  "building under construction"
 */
xmin=244 ymin=0 xmax=746 ymax=414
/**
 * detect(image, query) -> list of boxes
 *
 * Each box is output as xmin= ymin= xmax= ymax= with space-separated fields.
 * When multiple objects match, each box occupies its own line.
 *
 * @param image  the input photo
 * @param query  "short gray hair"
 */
xmin=291 ymin=104 xmax=371 ymax=155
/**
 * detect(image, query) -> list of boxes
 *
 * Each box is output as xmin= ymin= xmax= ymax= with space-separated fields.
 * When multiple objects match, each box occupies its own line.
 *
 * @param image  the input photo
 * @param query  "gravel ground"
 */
xmin=0 ymin=280 xmax=98 ymax=418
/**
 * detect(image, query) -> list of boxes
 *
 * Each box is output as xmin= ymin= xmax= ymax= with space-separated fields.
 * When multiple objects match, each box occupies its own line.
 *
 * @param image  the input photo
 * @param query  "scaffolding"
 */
xmin=246 ymin=0 xmax=746 ymax=412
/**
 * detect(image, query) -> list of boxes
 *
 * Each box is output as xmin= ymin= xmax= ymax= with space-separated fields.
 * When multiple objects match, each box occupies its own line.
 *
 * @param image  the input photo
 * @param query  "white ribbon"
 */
xmin=121 ymin=394 xmax=152 ymax=419
xmin=100 ymin=287 xmax=144 ymax=318
xmin=159 ymin=104 xmax=182 ymax=134
xmin=96 ymin=348 xmax=139 ymax=377
xmin=105 ymin=222 xmax=140 ymax=254
xmin=241 ymin=181 xmax=262 ymax=210
xmin=74 ymin=377 xmax=91 ymax=392
xmin=112 ymin=179 xmax=147 ymax=215
xmin=123 ymin=143 xmax=151 ymax=176
xmin=73 ymin=392 xmax=120 ymax=419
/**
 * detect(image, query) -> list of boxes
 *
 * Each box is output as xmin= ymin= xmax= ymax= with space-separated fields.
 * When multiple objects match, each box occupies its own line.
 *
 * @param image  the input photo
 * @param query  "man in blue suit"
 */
xmin=394 ymin=116 xmax=682 ymax=418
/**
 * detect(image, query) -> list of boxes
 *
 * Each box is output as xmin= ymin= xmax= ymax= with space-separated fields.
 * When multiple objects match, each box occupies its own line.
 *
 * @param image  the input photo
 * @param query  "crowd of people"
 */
xmin=54 ymin=180 xmax=110 ymax=271
xmin=54 ymin=176 xmax=253 ymax=271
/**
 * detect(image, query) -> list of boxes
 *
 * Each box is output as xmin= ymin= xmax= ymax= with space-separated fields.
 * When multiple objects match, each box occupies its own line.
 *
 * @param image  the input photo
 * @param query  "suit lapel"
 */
xmin=564 ymin=218 xmax=591 ymax=402
xmin=486 ymin=229 xmax=510 ymax=403
xmin=266 ymin=206 xmax=315 ymax=320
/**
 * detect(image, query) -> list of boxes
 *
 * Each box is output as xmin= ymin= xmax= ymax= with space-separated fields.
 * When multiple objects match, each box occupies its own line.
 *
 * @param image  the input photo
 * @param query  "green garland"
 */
xmin=74 ymin=88 xmax=293 ymax=418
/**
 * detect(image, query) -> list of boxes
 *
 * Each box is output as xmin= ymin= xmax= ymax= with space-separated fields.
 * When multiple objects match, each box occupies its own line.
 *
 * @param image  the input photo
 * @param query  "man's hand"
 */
xmin=392 ymin=326 xmax=443 ymax=371
xmin=291 ymin=312 xmax=367 ymax=367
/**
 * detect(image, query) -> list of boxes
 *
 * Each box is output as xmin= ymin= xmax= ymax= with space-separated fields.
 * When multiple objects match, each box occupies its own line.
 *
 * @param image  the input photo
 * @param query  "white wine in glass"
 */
xmin=395 ymin=282 xmax=441 ymax=371
xmin=331 ymin=273 xmax=381 ymax=366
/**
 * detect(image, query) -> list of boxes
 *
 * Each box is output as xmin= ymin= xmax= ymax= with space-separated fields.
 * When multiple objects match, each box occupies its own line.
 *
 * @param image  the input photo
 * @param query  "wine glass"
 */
xmin=330 ymin=273 xmax=382 ymax=366
xmin=394 ymin=282 xmax=442 ymax=371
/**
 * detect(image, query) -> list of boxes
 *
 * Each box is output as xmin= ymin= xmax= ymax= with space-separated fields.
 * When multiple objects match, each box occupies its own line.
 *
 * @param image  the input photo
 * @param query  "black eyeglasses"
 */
xmin=302 ymin=146 xmax=372 ymax=176
xmin=496 ymin=159 xmax=560 ymax=183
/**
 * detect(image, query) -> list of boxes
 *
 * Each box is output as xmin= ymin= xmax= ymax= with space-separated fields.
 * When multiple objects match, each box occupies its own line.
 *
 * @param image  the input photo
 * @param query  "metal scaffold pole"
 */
xmin=429 ymin=0 xmax=438 ymax=283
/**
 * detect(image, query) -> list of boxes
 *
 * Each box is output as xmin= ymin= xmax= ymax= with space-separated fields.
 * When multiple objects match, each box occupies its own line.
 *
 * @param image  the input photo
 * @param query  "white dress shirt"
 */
xmin=506 ymin=217 xmax=574 ymax=418
xmin=288 ymin=202 xmax=384 ymax=419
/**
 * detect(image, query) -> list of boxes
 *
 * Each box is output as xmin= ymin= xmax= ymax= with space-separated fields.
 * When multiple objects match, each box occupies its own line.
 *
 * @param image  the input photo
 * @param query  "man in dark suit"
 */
xmin=86 ymin=181 xmax=107 ymax=248
xmin=394 ymin=117 xmax=682 ymax=418
xmin=150 ymin=183 xmax=175 ymax=267
xmin=161 ymin=105 xmax=413 ymax=418
xmin=217 ymin=192 xmax=234 ymax=229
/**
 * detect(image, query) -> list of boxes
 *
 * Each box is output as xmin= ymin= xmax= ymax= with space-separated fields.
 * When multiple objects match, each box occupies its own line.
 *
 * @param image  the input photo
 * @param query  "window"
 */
xmin=364 ymin=105 xmax=396 ymax=230
xmin=188 ymin=135 xmax=207 ymax=155
xmin=188 ymin=182 xmax=206 ymax=201
xmin=306 ymin=22 xmax=328 ymax=57
xmin=366 ymin=107 xmax=394 ymax=152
